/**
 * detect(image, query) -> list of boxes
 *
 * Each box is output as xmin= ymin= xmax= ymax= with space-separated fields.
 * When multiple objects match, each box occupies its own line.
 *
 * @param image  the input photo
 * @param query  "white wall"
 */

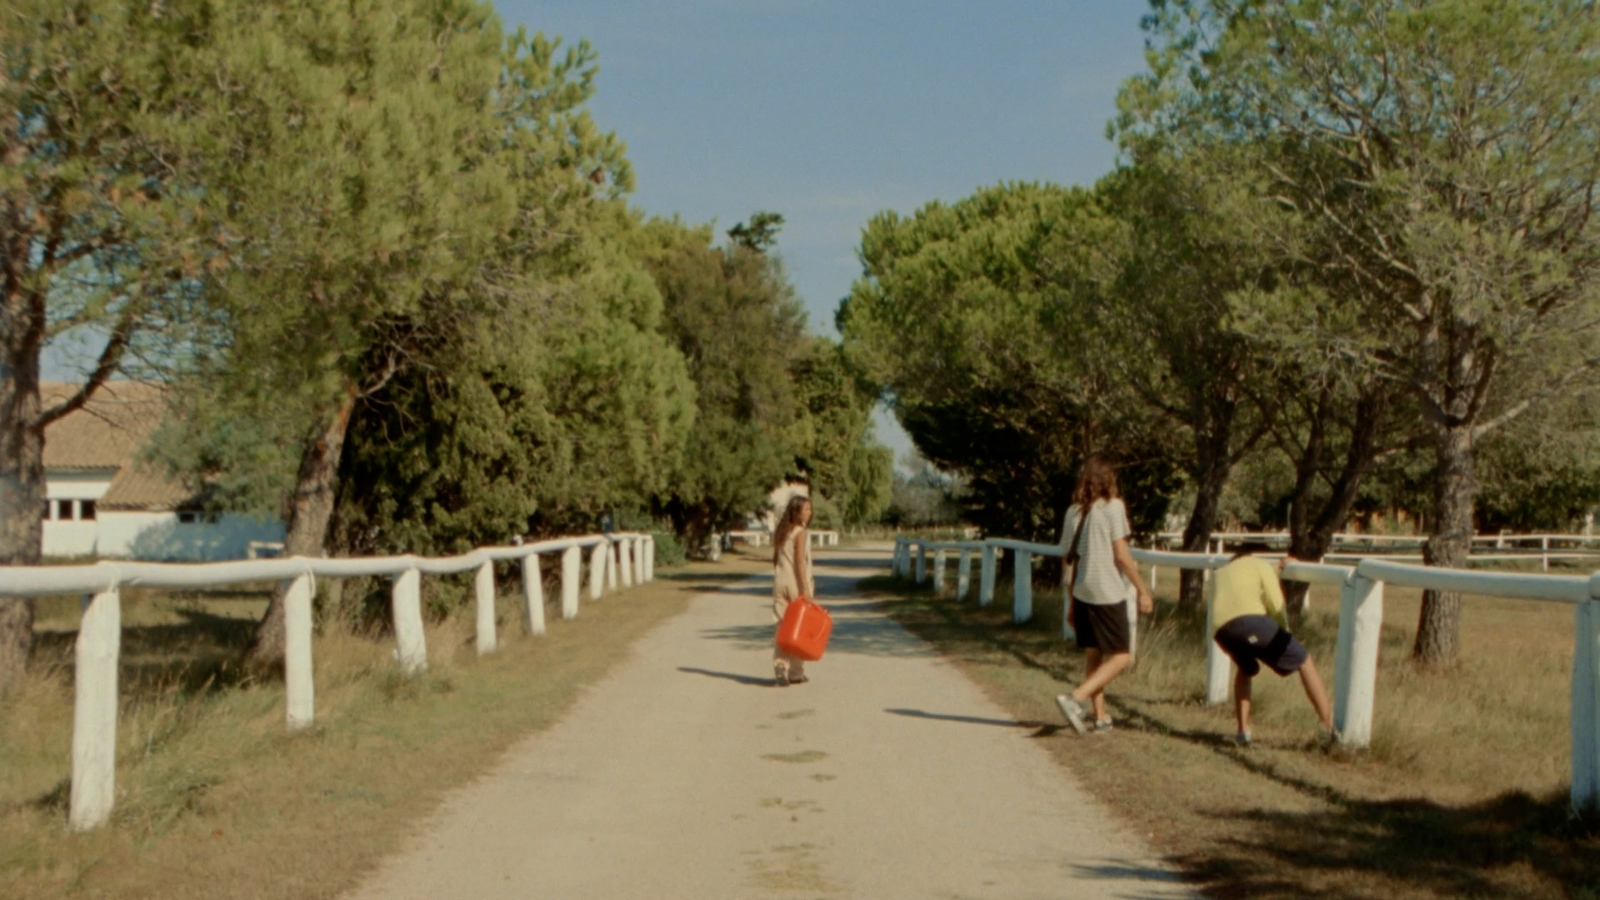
xmin=42 ymin=471 xmax=114 ymax=558
xmin=96 ymin=512 xmax=286 ymax=562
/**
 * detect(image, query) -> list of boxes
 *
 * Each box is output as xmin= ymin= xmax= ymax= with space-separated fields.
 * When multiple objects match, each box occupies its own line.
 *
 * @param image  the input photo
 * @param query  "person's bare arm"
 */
xmin=1112 ymin=538 xmax=1154 ymax=614
xmin=793 ymin=530 xmax=809 ymax=596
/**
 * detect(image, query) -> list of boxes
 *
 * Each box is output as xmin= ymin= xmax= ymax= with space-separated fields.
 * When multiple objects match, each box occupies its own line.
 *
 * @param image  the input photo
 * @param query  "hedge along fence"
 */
xmin=0 ymin=532 xmax=656 ymax=832
xmin=892 ymin=536 xmax=1600 ymax=812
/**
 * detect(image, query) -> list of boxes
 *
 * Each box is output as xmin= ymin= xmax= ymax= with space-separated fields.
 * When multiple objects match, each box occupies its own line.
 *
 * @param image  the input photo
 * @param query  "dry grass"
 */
xmin=1 ymin=557 xmax=765 ymax=900
xmin=866 ymin=563 xmax=1600 ymax=900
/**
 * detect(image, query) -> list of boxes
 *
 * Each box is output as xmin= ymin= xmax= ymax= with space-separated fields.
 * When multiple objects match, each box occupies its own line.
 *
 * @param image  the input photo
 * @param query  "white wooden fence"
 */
xmin=1158 ymin=530 xmax=1600 ymax=572
xmin=0 ymin=531 xmax=657 ymax=832
xmin=893 ymin=534 xmax=1600 ymax=811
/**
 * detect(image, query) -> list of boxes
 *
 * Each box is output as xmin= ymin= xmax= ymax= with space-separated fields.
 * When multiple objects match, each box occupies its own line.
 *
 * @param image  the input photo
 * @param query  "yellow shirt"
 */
xmin=1208 ymin=556 xmax=1288 ymax=631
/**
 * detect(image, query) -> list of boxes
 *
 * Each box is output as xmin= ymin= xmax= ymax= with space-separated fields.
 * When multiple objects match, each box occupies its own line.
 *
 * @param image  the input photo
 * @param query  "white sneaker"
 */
xmin=774 ymin=664 xmax=789 ymax=687
xmin=1055 ymin=695 xmax=1089 ymax=734
xmin=1232 ymin=731 xmax=1252 ymax=747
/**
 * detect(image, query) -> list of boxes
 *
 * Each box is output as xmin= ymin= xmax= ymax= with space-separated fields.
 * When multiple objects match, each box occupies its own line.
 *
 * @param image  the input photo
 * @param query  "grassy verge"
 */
xmin=2 ymin=558 xmax=764 ymax=900
xmin=864 ymin=568 xmax=1600 ymax=899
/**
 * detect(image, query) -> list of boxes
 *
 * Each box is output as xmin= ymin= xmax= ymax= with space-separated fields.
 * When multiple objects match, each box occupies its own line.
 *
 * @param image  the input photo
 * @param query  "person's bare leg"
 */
xmin=1079 ymin=649 xmax=1107 ymax=721
xmin=1233 ymin=670 xmax=1252 ymax=736
xmin=1297 ymin=657 xmax=1333 ymax=729
xmin=1072 ymin=651 xmax=1131 ymax=707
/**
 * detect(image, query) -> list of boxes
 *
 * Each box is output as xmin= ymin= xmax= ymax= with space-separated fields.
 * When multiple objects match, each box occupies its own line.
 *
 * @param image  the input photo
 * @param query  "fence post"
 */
xmin=956 ymin=549 xmax=972 ymax=601
xmin=1332 ymin=573 xmax=1384 ymax=748
xmin=522 ymin=553 xmax=546 ymax=636
xmin=69 ymin=585 xmax=120 ymax=831
xmin=474 ymin=561 xmax=497 ymax=655
xmin=607 ymin=541 xmax=620 ymax=591
xmin=1203 ymin=568 xmax=1230 ymax=704
xmin=1014 ymin=549 xmax=1033 ymax=623
xmin=620 ymin=537 xmax=635 ymax=588
xmin=980 ymin=545 xmax=1000 ymax=607
xmin=916 ymin=543 xmax=928 ymax=584
xmin=932 ymin=548 xmax=947 ymax=594
xmin=1542 ymin=535 xmax=1551 ymax=573
xmin=589 ymin=541 xmax=607 ymax=599
xmin=561 ymin=546 xmax=582 ymax=619
xmin=284 ymin=573 xmax=316 ymax=727
xmin=392 ymin=568 xmax=427 ymax=674
xmin=643 ymin=536 xmax=655 ymax=582
xmin=1573 ymin=589 xmax=1600 ymax=811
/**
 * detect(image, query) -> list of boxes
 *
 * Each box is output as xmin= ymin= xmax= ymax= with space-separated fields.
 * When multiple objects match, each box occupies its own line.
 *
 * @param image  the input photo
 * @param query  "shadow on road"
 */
xmin=698 ymin=599 xmax=938 ymax=660
xmin=885 ymin=707 xmax=1062 ymax=737
xmin=676 ymin=666 xmax=776 ymax=687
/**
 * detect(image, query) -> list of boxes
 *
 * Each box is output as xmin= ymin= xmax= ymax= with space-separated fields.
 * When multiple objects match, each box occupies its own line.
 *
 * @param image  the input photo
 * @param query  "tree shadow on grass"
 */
xmin=1192 ymin=791 xmax=1600 ymax=900
xmin=33 ymin=606 xmax=257 ymax=698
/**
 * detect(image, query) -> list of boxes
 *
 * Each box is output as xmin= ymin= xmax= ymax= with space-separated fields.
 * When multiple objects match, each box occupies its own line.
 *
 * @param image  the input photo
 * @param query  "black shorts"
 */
xmin=1071 ymin=597 xmax=1131 ymax=654
xmin=1213 ymin=615 xmax=1308 ymax=677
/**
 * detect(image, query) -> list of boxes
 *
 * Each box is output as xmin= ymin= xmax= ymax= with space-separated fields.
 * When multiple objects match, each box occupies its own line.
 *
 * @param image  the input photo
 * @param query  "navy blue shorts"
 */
xmin=1213 ymin=615 xmax=1308 ymax=677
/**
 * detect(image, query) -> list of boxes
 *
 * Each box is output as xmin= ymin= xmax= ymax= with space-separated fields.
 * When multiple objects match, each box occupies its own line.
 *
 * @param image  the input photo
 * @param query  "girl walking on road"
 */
xmin=1055 ymin=457 xmax=1154 ymax=733
xmin=772 ymin=494 xmax=816 ymax=686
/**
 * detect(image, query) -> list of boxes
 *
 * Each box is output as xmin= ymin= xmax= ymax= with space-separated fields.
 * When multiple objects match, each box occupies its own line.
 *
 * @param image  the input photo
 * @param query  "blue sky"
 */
xmin=497 ymin=0 xmax=1155 ymax=460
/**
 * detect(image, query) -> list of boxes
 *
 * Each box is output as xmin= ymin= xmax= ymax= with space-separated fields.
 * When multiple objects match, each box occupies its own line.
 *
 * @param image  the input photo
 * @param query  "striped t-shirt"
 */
xmin=1060 ymin=498 xmax=1132 ymax=606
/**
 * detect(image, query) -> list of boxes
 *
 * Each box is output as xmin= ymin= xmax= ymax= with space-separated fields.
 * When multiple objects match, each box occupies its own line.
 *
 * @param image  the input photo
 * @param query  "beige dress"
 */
xmin=772 ymin=528 xmax=815 ymax=674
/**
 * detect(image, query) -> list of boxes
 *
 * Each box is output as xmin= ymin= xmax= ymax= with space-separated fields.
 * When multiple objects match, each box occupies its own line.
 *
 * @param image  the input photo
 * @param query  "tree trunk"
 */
xmin=245 ymin=393 xmax=356 ymax=670
xmin=1413 ymin=421 xmax=1476 ymax=666
xmin=1282 ymin=391 xmax=1385 ymax=617
xmin=0 ymin=290 xmax=46 ymax=691
xmin=1178 ymin=445 xmax=1230 ymax=607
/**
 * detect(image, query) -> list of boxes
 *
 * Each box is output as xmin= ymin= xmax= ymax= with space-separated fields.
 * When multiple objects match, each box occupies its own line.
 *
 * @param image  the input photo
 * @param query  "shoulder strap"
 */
xmin=1065 ymin=501 xmax=1092 ymax=565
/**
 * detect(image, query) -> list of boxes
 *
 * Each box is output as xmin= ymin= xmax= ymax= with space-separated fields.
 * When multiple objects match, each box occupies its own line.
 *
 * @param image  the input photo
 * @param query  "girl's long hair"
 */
xmin=1072 ymin=456 xmax=1120 ymax=512
xmin=772 ymin=494 xmax=812 ymax=564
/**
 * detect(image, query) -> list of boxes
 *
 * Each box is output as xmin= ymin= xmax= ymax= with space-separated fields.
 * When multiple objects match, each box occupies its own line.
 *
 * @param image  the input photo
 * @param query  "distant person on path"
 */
xmin=1054 ymin=457 xmax=1154 ymax=734
xmin=1209 ymin=542 xmax=1334 ymax=746
xmin=772 ymin=494 xmax=816 ymax=686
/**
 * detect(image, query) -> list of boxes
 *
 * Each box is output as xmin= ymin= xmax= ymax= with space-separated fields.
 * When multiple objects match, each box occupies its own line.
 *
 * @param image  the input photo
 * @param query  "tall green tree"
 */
xmin=1124 ymin=0 xmax=1600 ymax=663
xmin=840 ymin=182 xmax=1177 ymax=539
xmin=789 ymin=338 xmax=892 ymax=525
xmin=0 ymin=0 xmax=238 ymax=686
xmin=643 ymin=215 xmax=806 ymax=550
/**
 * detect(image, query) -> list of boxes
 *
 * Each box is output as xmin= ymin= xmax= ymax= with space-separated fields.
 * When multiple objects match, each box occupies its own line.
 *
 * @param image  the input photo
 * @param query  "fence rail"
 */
xmin=892 ymin=534 xmax=1600 ymax=811
xmin=0 ymin=531 xmax=657 ymax=832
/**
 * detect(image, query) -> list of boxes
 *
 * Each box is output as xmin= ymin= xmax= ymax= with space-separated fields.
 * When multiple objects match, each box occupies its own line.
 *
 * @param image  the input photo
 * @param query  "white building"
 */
xmin=41 ymin=382 xmax=284 ymax=561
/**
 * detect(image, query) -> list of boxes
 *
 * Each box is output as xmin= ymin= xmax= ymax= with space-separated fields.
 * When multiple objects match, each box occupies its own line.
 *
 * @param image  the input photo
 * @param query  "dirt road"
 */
xmin=344 ymin=547 xmax=1192 ymax=899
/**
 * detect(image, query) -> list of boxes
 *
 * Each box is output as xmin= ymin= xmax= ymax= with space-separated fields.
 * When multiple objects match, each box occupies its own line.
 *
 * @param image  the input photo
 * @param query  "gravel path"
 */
xmin=344 ymin=547 xmax=1193 ymax=900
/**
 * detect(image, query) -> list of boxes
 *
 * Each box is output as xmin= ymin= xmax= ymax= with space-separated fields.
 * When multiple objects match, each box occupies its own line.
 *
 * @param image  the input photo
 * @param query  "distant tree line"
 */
xmin=0 ymin=0 xmax=891 ymax=684
xmin=839 ymin=0 xmax=1600 ymax=666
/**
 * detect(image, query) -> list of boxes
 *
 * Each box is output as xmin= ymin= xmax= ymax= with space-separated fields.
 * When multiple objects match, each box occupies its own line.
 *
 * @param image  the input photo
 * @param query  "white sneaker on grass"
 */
xmin=1232 ymin=731 xmax=1252 ymax=747
xmin=1054 ymin=695 xmax=1089 ymax=734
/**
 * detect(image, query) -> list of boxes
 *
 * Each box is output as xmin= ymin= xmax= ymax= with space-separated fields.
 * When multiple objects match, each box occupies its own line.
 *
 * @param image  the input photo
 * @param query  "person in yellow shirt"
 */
xmin=1209 ymin=542 xmax=1333 ymax=746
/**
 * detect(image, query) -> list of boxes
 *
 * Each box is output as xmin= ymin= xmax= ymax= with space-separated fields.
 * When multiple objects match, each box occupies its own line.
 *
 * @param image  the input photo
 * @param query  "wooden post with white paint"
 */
xmin=642 ymin=536 xmax=655 ymax=582
xmin=284 ymin=573 xmax=316 ymax=726
xmin=932 ymin=548 xmax=947 ymax=594
xmin=561 ymin=546 xmax=582 ymax=620
xmin=589 ymin=541 xmax=607 ymax=599
xmin=956 ymin=549 xmax=972 ymax=601
xmin=1203 ymin=568 xmax=1230 ymax=705
xmin=69 ymin=586 xmax=120 ymax=831
xmin=1573 ymin=580 xmax=1600 ymax=811
xmin=522 ymin=553 xmax=546 ymax=636
xmin=980 ymin=544 xmax=1000 ymax=607
xmin=607 ymin=541 xmax=620 ymax=592
xmin=391 ymin=568 xmax=427 ymax=674
xmin=620 ymin=537 xmax=635 ymax=588
xmin=1014 ymin=549 xmax=1033 ymax=623
xmin=1332 ymin=573 xmax=1384 ymax=747
xmin=915 ymin=542 xmax=928 ymax=584
xmin=474 ymin=561 xmax=497 ymax=655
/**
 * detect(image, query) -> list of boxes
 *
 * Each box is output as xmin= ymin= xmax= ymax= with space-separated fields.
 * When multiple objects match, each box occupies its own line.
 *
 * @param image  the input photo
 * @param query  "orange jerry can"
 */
xmin=776 ymin=598 xmax=833 ymax=661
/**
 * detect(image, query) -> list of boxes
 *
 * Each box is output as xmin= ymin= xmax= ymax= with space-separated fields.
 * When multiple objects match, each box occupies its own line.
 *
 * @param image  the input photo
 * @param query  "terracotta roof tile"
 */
xmin=41 ymin=381 xmax=168 ymax=471
xmin=41 ymin=381 xmax=195 ymax=510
